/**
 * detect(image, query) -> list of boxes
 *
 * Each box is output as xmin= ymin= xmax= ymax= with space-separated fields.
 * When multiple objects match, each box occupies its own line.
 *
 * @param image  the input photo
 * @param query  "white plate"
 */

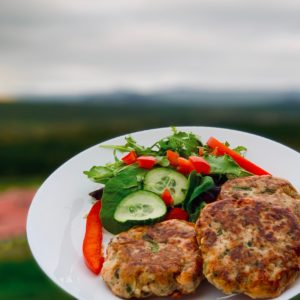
xmin=27 ymin=126 xmax=300 ymax=300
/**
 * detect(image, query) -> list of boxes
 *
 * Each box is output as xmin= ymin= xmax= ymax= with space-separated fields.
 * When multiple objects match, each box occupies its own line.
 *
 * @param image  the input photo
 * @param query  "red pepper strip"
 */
xmin=206 ymin=137 xmax=270 ymax=175
xmin=189 ymin=156 xmax=211 ymax=174
xmin=121 ymin=151 xmax=137 ymax=165
xmin=165 ymin=207 xmax=189 ymax=221
xmin=177 ymin=157 xmax=195 ymax=175
xmin=137 ymin=156 xmax=156 ymax=169
xmin=166 ymin=150 xmax=179 ymax=166
xmin=161 ymin=188 xmax=174 ymax=206
xmin=83 ymin=201 xmax=104 ymax=275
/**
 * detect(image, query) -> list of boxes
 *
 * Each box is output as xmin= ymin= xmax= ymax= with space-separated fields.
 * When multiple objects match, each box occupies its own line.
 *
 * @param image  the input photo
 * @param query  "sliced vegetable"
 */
xmin=177 ymin=157 xmax=195 ymax=175
xmin=166 ymin=150 xmax=179 ymax=166
xmin=114 ymin=190 xmax=166 ymax=225
xmin=82 ymin=201 xmax=104 ymax=275
xmin=189 ymin=156 xmax=211 ymax=174
xmin=137 ymin=156 xmax=156 ymax=169
xmin=207 ymin=137 xmax=270 ymax=175
xmin=101 ymin=165 xmax=147 ymax=234
xmin=165 ymin=207 xmax=189 ymax=221
xmin=161 ymin=188 xmax=174 ymax=206
xmin=144 ymin=168 xmax=188 ymax=205
xmin=121 ymin=151 xmax=137 ymax=165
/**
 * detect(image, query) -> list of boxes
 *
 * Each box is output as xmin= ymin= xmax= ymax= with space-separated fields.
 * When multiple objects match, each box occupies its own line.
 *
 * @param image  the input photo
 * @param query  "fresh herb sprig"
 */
xmin=102 ymin=127 xmax=202 ymax=158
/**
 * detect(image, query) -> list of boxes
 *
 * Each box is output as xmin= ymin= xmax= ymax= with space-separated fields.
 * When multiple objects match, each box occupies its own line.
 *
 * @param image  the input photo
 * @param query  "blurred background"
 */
xmin=1 ymin=0 xmax=300 ymax=299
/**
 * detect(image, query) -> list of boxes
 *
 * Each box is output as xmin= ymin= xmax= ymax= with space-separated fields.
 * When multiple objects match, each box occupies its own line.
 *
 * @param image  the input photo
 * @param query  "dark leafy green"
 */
xmin=189 ymin=202 xmax=206 ymax=223
xmin=183 ymin=173 xmax=215 ymax=223
xmin=183 ymin=171 xmax=198 ymax=211
xmin=187 ymin=176 xmax=215 ymax=213
xmin=100 ymin=165 xmax=147 ymax=234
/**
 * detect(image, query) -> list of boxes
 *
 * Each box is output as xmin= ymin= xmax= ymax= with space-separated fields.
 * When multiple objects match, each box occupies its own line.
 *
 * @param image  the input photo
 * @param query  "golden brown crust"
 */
xmin=218 ymin=175 xmax=300 ymax=201
xmin=101 ymin=219 xmax=203 ymax=298
xmin=196 ymin=198 xmax=300 ymax=299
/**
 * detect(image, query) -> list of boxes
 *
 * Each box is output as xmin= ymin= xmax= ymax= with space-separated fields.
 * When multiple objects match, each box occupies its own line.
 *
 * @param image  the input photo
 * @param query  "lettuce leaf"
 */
xmin=100 ymin=165 xmax=147 ymax=234
xmin=205 ymin=154 xmax=252 ymax=178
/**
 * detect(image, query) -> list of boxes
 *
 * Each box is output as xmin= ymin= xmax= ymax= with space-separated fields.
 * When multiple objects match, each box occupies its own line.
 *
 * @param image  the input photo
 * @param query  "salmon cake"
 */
xmin=218 ymin=175 xmax=300 ymax=200
xmin=196 ymin=198 xmax=300 ymax=299
xmin=101 ymin=219 xmax=203 ymax=298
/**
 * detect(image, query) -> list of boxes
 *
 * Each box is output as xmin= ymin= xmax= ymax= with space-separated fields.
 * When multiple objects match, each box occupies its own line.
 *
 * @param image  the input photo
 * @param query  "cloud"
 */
xmin=1 ymin=0 xmax=300 ymax=95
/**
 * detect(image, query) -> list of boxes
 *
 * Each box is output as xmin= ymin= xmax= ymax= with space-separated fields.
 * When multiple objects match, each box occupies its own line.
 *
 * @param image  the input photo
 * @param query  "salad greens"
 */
xmin=102 ymin=127 xmax=202 ymax=158
xmin=183 ymin=172 xmax=215 ymax=222
xmin=100 ymin=165 xmax=147 ymax=234
xmin=206 ymin=155 xmax=252 ymax=178
xmin=84 ymin=128 xmax=253 ymax=234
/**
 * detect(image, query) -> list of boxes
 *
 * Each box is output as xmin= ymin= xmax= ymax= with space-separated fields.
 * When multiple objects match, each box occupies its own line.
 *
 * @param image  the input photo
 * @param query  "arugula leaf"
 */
xmin=232 ymin=145 xmax=247 ymax=156
xmin=102 ymin=135 xmax=155 ymax=156
xmin=153 ymin=128 xmax=202 ymax=157
xmin=83 ymin=166 xmax=113 ymax=184
xmin=83 ymin=161 xmax=128 ymax=184
xmin=100 ymin=127 xmax=202 ymax=159
xmin=100 ymin=165 xmax=147 ymax=234
xmin=205 ymin=154 xmax=252 ymax=177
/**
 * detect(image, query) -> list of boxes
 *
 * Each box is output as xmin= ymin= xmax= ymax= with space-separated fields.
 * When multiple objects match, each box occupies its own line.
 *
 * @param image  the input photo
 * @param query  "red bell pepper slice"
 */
xmin=189 ymin=156 xmax=211 ymax=174
xmin=198 ymin=147 xmax=205 ymax=156
xmin=161 ymin=188 xmax=174 ymax=206
xmin=207 ymin=137 xmax=270 ymax=175
xmin=166 ymin=150 xmax=179 ymax=166
xmin=121 ymin=151 xmax=137 ymax=165
xmin=82 ymin=201 xmax=104 ymax=275
xmin=177 ymin=157 xmax=195 ymax=175
xmin=137 ymin=156 xmax=156 ymax=169
xmin=165 ymin=207 xmax=189 ymax=221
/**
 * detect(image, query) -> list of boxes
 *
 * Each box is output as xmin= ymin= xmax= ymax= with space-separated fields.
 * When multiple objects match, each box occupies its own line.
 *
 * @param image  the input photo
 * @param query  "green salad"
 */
xmin=84 ymin=128 xmax=254 ymax=234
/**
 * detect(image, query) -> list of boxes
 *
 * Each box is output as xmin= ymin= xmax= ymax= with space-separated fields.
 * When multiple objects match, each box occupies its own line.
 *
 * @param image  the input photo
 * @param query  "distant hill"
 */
xmin=13 ymin=89 xmax=300 ymax=106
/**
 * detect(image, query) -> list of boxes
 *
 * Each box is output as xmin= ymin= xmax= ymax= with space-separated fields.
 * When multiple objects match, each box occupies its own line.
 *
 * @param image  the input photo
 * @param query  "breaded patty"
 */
xmin=196 ymin=198 xmax=300 ymax=299
xmin=218 ymin=175 xmax=300 ymax=200
xmin=101 ymin=219 xmax=203 ymax=298
xmin=253 ymin=194 xmax=300 ymax=224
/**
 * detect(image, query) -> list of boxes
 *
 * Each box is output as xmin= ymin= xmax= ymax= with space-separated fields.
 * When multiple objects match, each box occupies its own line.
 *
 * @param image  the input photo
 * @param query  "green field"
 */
xmin=0 ymin=100 xmax=300 ymax=299
xmin=1 ymin=101 xmax=300 ymax=181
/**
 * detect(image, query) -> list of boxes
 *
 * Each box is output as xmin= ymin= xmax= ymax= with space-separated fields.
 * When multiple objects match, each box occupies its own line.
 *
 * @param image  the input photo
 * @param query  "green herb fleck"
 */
xmin=233 ymin=186 xmax=252 ymax=191
xmin=126 ymin=284 xmax=132 ymax=294
xmin=142 ymin=234 xmax=159 ymax=253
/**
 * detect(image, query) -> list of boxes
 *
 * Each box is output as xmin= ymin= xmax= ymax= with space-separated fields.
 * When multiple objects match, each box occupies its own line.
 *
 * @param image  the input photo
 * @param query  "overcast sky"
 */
xmin=1 ymin=0 xmax=300 ymax=96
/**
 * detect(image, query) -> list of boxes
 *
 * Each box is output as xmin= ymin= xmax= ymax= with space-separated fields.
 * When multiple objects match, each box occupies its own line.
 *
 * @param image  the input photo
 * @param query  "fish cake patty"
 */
xmin=196 ymin=198 xmax=300 ymax=299
xmin=101 ymin=219 xmax=203 ymax=298
xmin=218 ymin=175 xmax=299 ymax=200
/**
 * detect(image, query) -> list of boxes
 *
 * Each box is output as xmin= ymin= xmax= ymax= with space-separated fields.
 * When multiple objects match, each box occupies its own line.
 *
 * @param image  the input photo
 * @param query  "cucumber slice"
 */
xmin=144 ymin=168 xmax=188 ymax=205
xmin=114 ymin=190 xmax=167 ymax=225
